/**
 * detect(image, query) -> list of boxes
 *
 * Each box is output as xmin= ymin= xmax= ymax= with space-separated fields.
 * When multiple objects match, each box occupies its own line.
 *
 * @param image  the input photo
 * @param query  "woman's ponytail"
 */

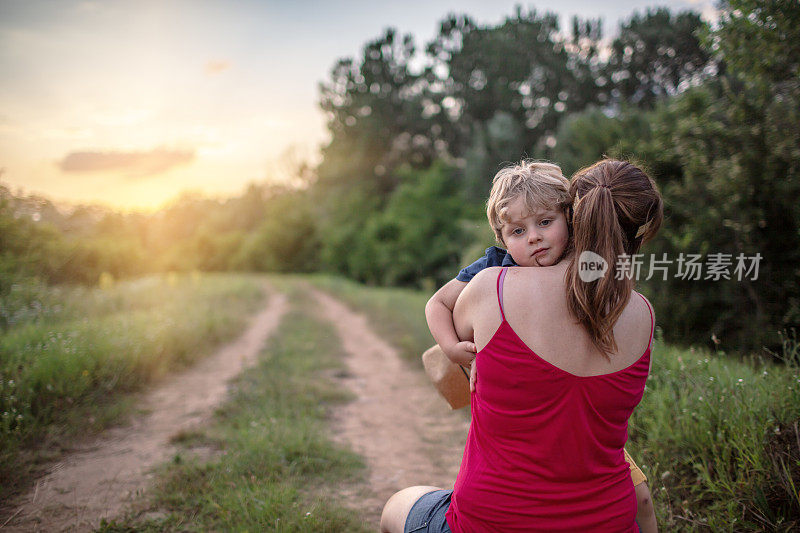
xmin=565 ymin=160 xmax=663 ymax=358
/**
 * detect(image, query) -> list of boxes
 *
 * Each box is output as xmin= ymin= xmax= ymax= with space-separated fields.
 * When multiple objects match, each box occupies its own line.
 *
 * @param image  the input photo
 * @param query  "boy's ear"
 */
xmin=495 ymin=227 xmax=505 ymax=247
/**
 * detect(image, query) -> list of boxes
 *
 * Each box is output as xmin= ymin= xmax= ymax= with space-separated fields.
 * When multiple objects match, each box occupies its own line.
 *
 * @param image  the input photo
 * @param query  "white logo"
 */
xmin=578 ymin=251 xmax=608 ymax=282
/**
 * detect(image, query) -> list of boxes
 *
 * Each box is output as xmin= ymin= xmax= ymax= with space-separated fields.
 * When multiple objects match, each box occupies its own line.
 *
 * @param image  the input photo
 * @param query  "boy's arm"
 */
xmin=425 ymin=278 xmax=477 ymax=367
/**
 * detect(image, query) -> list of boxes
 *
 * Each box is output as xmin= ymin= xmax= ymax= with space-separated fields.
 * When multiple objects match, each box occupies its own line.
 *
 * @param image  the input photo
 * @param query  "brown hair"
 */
xmin=565 ymin=159 xmax=663 ymax=358
xmin=486 ymin=160 xmax=570 ymax=246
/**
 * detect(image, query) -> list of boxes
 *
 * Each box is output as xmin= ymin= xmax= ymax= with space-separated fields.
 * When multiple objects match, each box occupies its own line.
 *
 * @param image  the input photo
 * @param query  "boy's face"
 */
xmin=500 ymin=196 xmax=569 ymax=267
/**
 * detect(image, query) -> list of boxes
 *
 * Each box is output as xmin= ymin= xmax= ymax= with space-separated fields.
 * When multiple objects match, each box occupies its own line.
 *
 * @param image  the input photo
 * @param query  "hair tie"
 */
xmin=635 ymin=219 xmax=652 ymax=238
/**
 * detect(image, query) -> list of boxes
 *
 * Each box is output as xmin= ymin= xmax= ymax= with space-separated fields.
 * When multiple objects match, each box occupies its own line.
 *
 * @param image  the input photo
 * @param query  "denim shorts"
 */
xmin=404 ymin=489 xmax=453 ymax=533
xmin=403 ymin=489 xmax=642 ymax=532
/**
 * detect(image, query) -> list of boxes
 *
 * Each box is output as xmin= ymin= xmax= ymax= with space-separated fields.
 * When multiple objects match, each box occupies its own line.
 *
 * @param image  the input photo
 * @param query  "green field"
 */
xmin=3 ymin=274 xmax=798 ymax=531
xmin=0 ymin=273 xmax=266 ymax=502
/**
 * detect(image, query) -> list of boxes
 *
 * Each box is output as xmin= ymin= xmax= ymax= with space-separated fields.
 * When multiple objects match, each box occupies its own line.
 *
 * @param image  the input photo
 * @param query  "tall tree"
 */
xmin=318 ymin=29 xmax=432 ymax=199
xmin=317 ymin=29 xmax=434 ymax=276
xmin=711 ymin=0 xmax=799 ymax=84
xmin=605 ymin=8 xmax=712 ymax=108
xmin=424 ymin=9 xmax=605 ymax=161
xmin=611 ymin=0 xmax=800 ymax=353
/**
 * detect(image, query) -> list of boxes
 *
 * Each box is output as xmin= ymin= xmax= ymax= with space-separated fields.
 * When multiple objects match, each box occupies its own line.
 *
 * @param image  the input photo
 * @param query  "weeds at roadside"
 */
xmin=0 ymin=273 xmax=266 ymax=504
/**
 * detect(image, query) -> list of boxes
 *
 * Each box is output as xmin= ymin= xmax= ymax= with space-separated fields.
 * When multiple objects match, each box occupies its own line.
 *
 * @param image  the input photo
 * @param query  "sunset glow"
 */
xmin=0 ymin=0 xmax=712 ymax=211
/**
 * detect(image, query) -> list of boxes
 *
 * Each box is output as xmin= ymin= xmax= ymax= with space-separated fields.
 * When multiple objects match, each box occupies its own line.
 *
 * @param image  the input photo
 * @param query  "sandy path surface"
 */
xmin=313 ymin=289 xmax=469 ymax=527
xmin=3 ymin=291 xmax=288 ymax=532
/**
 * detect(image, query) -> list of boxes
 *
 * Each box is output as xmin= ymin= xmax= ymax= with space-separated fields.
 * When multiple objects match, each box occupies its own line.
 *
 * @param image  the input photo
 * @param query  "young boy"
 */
xmin=424 ymin=160 xmax=658 ymax=533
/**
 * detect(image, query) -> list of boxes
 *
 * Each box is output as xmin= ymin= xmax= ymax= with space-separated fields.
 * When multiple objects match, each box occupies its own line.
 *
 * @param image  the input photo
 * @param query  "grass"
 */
xmin=6 ymin=273 xmax=796 ymax=530
xmin=308 ymin=277 xmax=800 ymax=531
xmin=100 ymin=281 xmax=369 ymax=532
xmin=630 ymin=340 xmax=800 ymax=531
xmin=0 ymin=272 xmax=266 ymax=503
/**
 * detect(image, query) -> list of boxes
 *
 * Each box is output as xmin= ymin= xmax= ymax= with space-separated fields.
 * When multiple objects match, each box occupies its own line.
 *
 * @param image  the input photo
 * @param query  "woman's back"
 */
xmin=458 ymin=263 xmax=653 ymax=377
xmin=447 ymin=264 xmax=654 ymax=532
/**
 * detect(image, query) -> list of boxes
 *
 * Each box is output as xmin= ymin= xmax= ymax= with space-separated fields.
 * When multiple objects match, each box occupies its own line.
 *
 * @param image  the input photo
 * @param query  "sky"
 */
xmin=0 ymin=0 xmax=714 ymax=211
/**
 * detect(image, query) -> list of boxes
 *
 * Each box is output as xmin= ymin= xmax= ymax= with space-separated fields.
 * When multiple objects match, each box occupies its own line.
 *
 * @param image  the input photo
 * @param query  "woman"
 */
xmin=381 ymin=159 xmax=663 ymax=532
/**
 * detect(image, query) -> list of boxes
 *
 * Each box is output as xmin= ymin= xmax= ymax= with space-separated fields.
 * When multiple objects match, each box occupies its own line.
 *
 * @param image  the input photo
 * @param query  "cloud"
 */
xmin=77 ymin=1 xmax=101 ymax=12
xmin=58 ymin=147 xmax=195 ymax=177
xmin=205 ymin=60 xmax=230 ymax=75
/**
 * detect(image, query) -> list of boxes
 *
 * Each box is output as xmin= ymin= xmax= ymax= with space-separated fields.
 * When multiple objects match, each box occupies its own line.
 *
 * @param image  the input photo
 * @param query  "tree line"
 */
xmin=312 ymin=0 xmax=799 ymax=353
xmin=2 ymin=0 xmax=798 ymax=353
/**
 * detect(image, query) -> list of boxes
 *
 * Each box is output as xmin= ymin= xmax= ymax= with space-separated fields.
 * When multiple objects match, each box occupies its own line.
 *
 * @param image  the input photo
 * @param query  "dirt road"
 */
xmin=313 ymin=289 xmax=468 ymax=526
xmin=3 ymin=286 xmax=468 ymax=531
xmin=3 ymin=291 xmax=288 ymax=532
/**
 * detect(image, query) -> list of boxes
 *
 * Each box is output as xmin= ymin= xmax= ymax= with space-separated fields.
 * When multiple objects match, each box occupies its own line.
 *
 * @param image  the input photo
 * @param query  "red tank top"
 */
xmin=446 ymin=267 xmax=653 ymax=532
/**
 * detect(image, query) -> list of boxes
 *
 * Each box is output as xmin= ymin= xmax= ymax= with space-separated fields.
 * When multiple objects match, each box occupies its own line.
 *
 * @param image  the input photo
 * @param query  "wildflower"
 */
xmin=711 ymin=334 xmax=721 ymax=346
xmin=737 ymin=378 xmax=744 ymax=383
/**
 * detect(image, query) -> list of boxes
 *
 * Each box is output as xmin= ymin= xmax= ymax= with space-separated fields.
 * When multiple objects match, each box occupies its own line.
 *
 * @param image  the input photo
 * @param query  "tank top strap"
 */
xmin=496 ymin=266 xmax=509 ymax=322
xmin=638 ymin=292 xmax=655 ymax=349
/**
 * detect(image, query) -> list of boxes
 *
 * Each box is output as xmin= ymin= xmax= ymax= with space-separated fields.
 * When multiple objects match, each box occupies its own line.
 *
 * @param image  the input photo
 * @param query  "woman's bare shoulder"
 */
xmin=458 ymin=267 xmax=501 ymax=304
xmin=471 ymin=266 xmax=503 ymax=284
xmin=631 ymin=291 xmax=656 ymax=322
xmin=623 ymin=291 xmax=656 ymax=348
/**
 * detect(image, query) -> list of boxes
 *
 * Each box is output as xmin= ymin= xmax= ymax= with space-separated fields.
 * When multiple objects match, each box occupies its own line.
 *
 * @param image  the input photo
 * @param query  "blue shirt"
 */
xmin=456 ymin=246 xmax=518 ymax=282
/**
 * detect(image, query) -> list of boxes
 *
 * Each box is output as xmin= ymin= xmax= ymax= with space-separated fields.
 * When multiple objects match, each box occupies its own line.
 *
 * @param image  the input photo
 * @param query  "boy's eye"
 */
xmin=512 ymin=227 xmax=524 ymax=235
xmin=540 ymin=219 xmax=551 ymax=227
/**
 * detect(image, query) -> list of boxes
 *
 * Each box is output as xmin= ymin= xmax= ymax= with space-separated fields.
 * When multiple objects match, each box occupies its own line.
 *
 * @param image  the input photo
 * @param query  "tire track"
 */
xmin=312 ymin=288 xmax=468 ymax=527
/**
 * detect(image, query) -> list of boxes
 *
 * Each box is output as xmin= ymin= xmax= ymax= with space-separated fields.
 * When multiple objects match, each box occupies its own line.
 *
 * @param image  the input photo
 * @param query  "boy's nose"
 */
xmin=528 ymin=230 xmax=542 ymax=243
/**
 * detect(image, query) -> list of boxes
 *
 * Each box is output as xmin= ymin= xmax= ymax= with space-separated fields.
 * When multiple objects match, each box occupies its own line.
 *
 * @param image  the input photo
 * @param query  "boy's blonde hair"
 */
xmin=486 ymin=160 xmax=571 ymax=245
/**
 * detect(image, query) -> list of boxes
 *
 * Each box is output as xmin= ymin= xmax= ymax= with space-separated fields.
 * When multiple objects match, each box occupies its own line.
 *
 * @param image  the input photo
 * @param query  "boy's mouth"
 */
xmin=532 ymin=247 xmax=548 ymax=256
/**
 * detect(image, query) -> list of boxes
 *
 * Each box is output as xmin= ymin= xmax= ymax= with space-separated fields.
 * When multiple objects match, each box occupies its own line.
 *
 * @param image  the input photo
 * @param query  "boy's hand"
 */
xmin=444 ymin=340 xmax=477 ymax=367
